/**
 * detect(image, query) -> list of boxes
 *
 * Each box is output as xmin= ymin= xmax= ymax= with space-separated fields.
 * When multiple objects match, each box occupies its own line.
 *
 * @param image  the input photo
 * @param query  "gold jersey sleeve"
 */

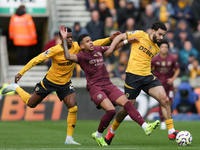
xmin=18 ymin=42 xmax=81 ymax=85
xmin=126 ymin=30 xmax=160 ymax=76
xmin=93 ymin=37 xmax=111 ymax=46
xmin=18 ymin=37 xmax=111 ymax=85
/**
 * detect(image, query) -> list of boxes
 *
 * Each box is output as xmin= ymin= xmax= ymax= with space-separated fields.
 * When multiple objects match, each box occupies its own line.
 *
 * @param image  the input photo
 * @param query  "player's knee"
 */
xmin=107 ymin=109 xmax=116 ymax=117
xmin=27 ymin=101 xmax=37 ymax=108
xmin=161 ymin=96 xmax=170 ymax=107
xmin=69 ymin=105 xmax=78 ymax=113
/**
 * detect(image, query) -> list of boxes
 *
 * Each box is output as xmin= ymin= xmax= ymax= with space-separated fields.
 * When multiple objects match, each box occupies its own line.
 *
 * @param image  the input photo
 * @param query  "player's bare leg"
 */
xmin=27 ymin=92 xmax=44 ymax=107
xmin=148 ymin=85 xmax=179 ymax=140
xmin=149 ymin=86 xmax=171 ymax=119
xmin=2 ymin=82 xmax=43 ymax=107
xmin=63 ymin=93 xmax=80 ymax=145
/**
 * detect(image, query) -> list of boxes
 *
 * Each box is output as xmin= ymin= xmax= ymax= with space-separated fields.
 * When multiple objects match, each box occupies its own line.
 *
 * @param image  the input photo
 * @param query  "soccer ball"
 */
xmin=176 ymin=131 xmax=192 ymax=146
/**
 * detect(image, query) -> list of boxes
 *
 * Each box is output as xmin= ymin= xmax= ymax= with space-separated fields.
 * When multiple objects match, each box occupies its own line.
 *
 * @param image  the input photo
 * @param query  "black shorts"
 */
xmin=124 ymin=73 xmax=162 ymax=99
xmin=34 ymin=77 xmax=75 ymax=101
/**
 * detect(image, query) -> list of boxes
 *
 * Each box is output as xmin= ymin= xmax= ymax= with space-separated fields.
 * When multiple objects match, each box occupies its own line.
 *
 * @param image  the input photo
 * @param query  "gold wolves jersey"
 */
xmin=126 ymin=30 xmax=160 ymax=76
xmin=18 ymin=38 xmax=111 ymax=85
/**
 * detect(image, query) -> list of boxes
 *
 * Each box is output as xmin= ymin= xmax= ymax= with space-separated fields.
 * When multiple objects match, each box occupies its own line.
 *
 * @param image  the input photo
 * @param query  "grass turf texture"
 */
xmin=0 ymin=120 xmax=200 ymax=150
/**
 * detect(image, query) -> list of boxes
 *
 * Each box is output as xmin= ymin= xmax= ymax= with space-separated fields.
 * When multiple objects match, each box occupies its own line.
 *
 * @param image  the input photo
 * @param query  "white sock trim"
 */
xmin=142 ymin=122 xmax=148 ymax=130
xmin=110 ymin=126 xmax=116 ymax=134
xmin=13 ymin=84 xmax=19 ymax=91
xmin=96 ymin=131 xmax=103 ymax=138
xmin=168 ymin=128 xmax=175 ymax=134
xmin=66 ymin=136 xmax=73 ymax=141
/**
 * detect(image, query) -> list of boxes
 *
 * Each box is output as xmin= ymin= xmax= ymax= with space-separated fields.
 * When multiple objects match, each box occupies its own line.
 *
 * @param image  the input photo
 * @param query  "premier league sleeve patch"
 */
xmin=128 ymin=30 xmax=137 ymax=35
xmin=43 ymin=49 xmax=50 ymax=56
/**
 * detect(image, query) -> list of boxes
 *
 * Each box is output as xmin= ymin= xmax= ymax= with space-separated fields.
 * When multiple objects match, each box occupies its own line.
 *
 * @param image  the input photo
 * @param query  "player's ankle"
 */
xmin=110 ymin=127 xmax=116 ymax=134
xmin=168 ymin=128 xmax=175 ymax=134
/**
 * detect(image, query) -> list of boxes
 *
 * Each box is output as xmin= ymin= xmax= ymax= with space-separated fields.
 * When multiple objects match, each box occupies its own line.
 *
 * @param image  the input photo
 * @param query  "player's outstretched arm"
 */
xmin=63 ymin=39 xmax=78 ymax=62
xmin=93 ymin=31 xmax=121 ymax=46
xmin=109 ymin=33 xmax=127 ymax=52
xmin=109 ymin=31 xmax=121 ymax=41
xmin=59 ymin=25 xmax=78 ymax=62
xmin=104 ymin=36 xmax=139 ymax=57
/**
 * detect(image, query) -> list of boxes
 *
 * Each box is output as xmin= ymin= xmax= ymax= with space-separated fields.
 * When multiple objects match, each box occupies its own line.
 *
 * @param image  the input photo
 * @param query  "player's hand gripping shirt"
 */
xmin=126 ymin=30 xmax=160 ymax=76
xmin=18 ymin=38 xmax=111 ymax=85
xmin=76 ymin=46 xmax=111 ymax=90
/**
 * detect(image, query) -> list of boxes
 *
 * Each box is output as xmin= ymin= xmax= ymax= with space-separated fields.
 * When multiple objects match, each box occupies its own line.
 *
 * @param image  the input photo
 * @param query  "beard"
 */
xmin=67 ymin=43 xmax=72 ymax=49
xmin=153 ymin=34 xmax=161 ymax=44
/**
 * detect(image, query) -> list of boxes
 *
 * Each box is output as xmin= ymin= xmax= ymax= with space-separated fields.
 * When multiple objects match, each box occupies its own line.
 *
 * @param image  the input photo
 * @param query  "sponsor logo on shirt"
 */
xmin=97 ymin=52 xmax=102 ymax=56
xmin=58 ymin=61 xmax=73 ymax=66
xmin=89 ymin=58 xmax=103 ymax=64
xmin=138 ymin=46 xmax=154 ymax=58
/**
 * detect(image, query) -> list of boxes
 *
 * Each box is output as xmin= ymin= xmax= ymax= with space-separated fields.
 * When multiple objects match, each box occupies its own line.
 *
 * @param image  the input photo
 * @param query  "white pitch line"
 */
xmin=0 ymin=147 xmax=199 ymax=150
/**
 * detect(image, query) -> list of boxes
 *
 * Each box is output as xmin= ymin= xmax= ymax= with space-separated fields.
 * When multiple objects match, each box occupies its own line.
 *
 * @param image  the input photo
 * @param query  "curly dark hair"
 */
xmin=152 ymin=21 xmax=167 ymax=31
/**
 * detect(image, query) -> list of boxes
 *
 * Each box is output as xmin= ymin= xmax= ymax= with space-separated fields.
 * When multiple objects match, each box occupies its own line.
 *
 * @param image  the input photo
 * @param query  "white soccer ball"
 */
xmin=176 ymin=131 xmax=192 ymax=146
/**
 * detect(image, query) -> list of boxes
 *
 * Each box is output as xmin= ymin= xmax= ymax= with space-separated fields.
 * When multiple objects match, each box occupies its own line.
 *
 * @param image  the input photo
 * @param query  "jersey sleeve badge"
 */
xmin=43 ymin=49 xmax=51 ymax=56
xmin=128 ymin=30 xmax=137 ymax=35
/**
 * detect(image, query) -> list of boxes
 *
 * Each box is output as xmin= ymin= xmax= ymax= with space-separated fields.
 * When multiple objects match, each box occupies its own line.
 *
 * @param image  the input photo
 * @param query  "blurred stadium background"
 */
xmin=0 ymin=0 xmax=200 ymax=121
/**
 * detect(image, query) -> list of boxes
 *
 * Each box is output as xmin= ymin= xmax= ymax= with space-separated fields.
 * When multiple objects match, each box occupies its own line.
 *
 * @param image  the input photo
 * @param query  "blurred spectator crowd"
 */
xmin=70 ymin=0 xmax=200 ymax=81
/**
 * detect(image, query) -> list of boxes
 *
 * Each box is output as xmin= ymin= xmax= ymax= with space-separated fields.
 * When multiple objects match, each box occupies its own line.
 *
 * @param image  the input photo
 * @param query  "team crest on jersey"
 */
xmin=161 ymin=61 xmax=166 ymax=66
xmin=97 ymin=52 xmax=102 ymax=56
xmin=43 ymin=49 xmax=50 ymax=56
xmin=97 ymin=94 xmax=103 ymax=100
xmin=149 ymin=45 xmax=152 ymax=50
xmin=167 ymin=61 xmax=172 ymax=66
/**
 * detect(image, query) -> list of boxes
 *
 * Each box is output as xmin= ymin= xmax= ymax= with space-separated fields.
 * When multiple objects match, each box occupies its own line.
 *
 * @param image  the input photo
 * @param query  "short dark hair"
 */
xmin=59 ymin=27 xmax=72 ymax=38
xmin=158 ymin=40 xmax=169 ymax=48
xmin=54 ymin=31 xmax=59 ymax=36
xmin=152 ymin=21 xmax=167 ymax=31
xmin=77 ymin=34 xmax=89 ymax=46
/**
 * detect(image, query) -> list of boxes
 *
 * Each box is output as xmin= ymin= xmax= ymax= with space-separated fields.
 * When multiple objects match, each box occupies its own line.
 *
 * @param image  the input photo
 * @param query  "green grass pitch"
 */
xmin=0 ymin=120 xmax=200 ymax=150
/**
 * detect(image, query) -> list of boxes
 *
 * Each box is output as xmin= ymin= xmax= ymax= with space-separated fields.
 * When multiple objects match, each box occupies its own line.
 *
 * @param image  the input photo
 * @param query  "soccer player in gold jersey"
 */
xmin=2 ymin=27 xmax=120 ymax=145
xmin=104 ymin=21 xmax=179 ymax=145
